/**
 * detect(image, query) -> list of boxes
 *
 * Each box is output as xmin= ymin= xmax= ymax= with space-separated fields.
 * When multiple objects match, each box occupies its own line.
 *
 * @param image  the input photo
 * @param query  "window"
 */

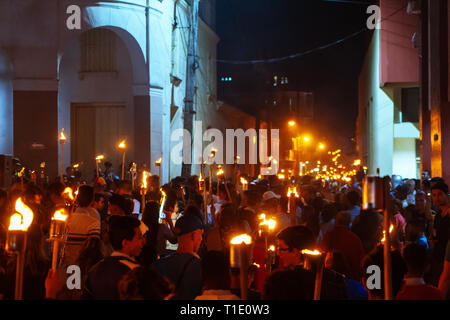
xmin=401 ymin=88 xmax=419 ymax=123
xmin=80 ymin=29 xmax=116 ymax=73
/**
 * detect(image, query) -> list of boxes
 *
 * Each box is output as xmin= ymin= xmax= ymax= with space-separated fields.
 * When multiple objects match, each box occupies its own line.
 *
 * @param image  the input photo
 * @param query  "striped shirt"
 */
xmin=63 ymin=208 xmax=101 ymax=265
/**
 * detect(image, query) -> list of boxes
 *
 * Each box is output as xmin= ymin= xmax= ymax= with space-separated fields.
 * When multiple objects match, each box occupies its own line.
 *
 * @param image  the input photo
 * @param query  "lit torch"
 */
xmin=287 ymin=187 xmax=299 ymax=226
xmin=49 ymin=210 xmax=68 ymax=270
xmin=6 ymin=198 xmax=34 ymax=300
xmin=302 ymin=249 xmax=325 ymax=300
xmin=59 ymin=129 xmax=67 ymax=183
xmin=118 ymin=140 xmax=126 ymax=180
xmin=155 ymin=157 xmax=162 ymax=187
xmin=240 ymin=177 xmax=248 ymax=191
xmin=95 ymin=155 xmax=104 ymax=178
xmin=230 ymin=234 xmax=252 ymax=300
xmin=141 ymin=171 xmax=149 ymax=214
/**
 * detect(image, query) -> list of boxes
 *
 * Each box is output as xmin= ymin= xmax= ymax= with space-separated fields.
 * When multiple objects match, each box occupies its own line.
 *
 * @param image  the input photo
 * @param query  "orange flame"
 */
xmin=63 ymin=187 xmax=74 ymax=201
xmin=301 ymin=249 xmax=321 ymax=256
xmin=60 ymin=129 xmax=66 ymax=142
xmin=8 ymin=198 xmax=34 ymax=231
xmin=259 ymin=214 xmax=276 ymax=231
xmin=95 ymin=155 xmax=104 ymax=161
xmin=230 ymin=234 xmax=252 ymax=245
xmin=268 ymin=245 xmax=276 ymax=252
xmin=287 ymin=187 xmax=299 ymax=198
xmin=52 ymin=210 xmax=68 ymax=222
xmin=142 ymin=171 xmax=149 ymax=189
xmin=155 ymin=157 xmax=162 ymax=165
xmin=118 ymin=140 xmax=126 ymax=149
xmin=216 ymin=167 xmax=224 ymax=176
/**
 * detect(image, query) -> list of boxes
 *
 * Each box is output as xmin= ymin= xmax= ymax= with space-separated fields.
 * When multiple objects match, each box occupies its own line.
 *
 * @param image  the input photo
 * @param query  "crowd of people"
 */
xmin=0 ymin=165 xmax=449 ymax=300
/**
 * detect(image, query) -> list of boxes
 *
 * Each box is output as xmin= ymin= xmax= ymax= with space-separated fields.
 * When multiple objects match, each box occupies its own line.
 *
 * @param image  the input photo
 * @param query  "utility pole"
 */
xmin=181 ymin=0 xmax=199 ymax=178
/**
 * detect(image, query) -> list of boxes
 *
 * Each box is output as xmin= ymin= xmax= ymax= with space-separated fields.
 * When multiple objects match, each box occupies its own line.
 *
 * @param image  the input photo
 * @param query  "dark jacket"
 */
xmin=82 ymin=255 xmax=138 ymax=300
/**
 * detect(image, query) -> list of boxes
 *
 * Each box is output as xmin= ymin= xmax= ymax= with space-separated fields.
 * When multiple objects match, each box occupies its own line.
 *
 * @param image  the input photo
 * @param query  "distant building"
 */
xmin=357 ymin=0 xmax=420 ymax=179
xmin=357 ymin=0 xmax=449 ymax=182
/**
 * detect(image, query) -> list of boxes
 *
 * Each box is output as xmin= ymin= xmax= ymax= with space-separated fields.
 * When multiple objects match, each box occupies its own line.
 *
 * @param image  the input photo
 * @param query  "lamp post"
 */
xmin=230 ymin=234 xmax=252 ymax=300
xmin=6 ymin=198 xmax=34 ymax=300
xmin=59 ymin=129 xmax=67 ymax=183
xmin=118 ymin=140 xmax=126 ymax=180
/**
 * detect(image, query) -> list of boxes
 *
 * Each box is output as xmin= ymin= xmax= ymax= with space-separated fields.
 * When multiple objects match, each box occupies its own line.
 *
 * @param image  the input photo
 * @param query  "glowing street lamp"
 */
xmin=318 ymin=143 xmax=325 ymax=150
xmin=118 ymin=140 xmax=126 ymax=180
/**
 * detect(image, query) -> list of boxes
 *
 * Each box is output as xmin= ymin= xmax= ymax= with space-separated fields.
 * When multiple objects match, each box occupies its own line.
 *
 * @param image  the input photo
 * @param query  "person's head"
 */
xmin=405 ymin=218 xmax=426 ymax=243
xmin=47 ymin=182 xmax=65 ymax=204
xmin=93 ymin=193 xmax=106 ymax=211
xmin=263 ymin=269 xmax=313 ymax=300
xmin=142 ymin=201 xmax=160 ymax=228
xmin=24 ymin=183 xmax=43 ymax=205
xmin=201 ymin=251 xmax=231 ymax=290
xmin=403 ymin=205 xmax=419 ymax=223
xmin=414 ymin=191 xmax=427 ymax=212
xmin=402 ymin=243 xmax=429 ymax=277
xmin=345 ymin=190 xmax=360 ymax=208
xmin=117 ymin=180 xmax=133 ymax=195
xmin=405 ymin=179 xmax=415 ymax=194
xmin=335 ymin=211 xmax=352 ymax=228
xmin=431 ymin=182 xmax=449 ymax=207
xmin=186 ymin=193 xmax=203 ymax=212
xmin=174 ymin=213 xmax=204 ymax=253
xmin=321 ymin=203 xmax=338 ymax=223
xmin=276 ymin=226 xmax=315 ymax=268
xmin=76 ymin=236 xmax=105 ymax=273
xmin=361 ymin=245 xmax=407 ymax=299
xmin=217 ymin=183 xmax=228 ymax=201
xmin=351 ymin=210 xmax=383 ymax=253
xmin=108 ymin=194 xmax=132 ymax=216
xmin=77 ymin=185 xmax=94 ymax=208
xmin=163 ymin=189 xmax=178 ymax=212
xmin=118 ymin=267 xmax=174 ymax=300
xmin=394 ymin=184 xmax=408 ymax=201
xmin=262 ymin=191 xmax=281 ymax=213
xmin=108 ymin=216 xmax=145 ymax=257
xmin=243 ymin=190 xmax=259 ymax=208
xmin=183 ymin=205 xmax=204 ymax=225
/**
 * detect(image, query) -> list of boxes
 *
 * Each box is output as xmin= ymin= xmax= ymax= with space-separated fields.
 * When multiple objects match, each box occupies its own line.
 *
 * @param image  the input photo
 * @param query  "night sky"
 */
xmin=216 ymin=0 xmax=375 ymax=149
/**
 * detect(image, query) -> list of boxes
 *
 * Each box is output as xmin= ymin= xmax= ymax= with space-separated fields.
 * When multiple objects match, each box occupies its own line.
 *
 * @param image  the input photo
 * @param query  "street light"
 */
xmin=318 ymin=143 xmax=325 ymax=150
xmin=303 ymin=136 xmax=310 ymax=142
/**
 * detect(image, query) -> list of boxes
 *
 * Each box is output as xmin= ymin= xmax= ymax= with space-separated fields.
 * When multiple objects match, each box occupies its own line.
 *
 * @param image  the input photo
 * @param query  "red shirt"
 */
xmin=396 ymin=283 xmax=445 ymax=300
xmin=320 ymin=226 xmax=365 ymax=280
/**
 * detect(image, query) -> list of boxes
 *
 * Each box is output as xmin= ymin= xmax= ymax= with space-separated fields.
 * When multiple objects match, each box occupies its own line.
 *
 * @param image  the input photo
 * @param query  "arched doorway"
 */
xmin=58 ymin=26 xmax=148 ymax=182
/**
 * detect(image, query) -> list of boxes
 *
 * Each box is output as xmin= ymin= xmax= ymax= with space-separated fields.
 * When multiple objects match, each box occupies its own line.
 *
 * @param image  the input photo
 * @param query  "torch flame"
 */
xmin=268 ymin=245 xmax=276 ymax=252
xmin=260 ymin=218 xmax=276 ymax=231
xmin=18 ymin=167 xmax=25 ymax=177
xmin=277 ymin=173 xmax=285 ymax=180
xmin=216 ymin=168 xmax=224 ymax=176
xmin=60 ymin=129 xmax=66 ymax=142
xmin=8 ymin=198 xmax=34 ymax=231
xmin=155 ymin=157 xmax=162 ymax=165
xmin=142 ymin=171 xmax=149 ymax=189
xmin=240 ymin=177 xmax=248 ymax=185
xmin=95 ymin=155 xmax=104 ymax=161
xmin=52 ymin=210 xmax=68 ymax=222
xmin=301 ymin=249 xmax=321 ymax=256
xmin=230 ymin=234 xmax=252 ymax=245
xmin=63 ymin=187 xmax=74 ymax=201
xmin=118 ymin=140 xmax=126 ymax=149
xmin=287 ymin=187 xmax=299 ymax=198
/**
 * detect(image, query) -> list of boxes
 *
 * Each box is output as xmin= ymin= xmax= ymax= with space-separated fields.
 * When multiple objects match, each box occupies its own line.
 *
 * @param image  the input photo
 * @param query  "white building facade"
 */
xmin=0 ymin=0 xmax=219 ymax=182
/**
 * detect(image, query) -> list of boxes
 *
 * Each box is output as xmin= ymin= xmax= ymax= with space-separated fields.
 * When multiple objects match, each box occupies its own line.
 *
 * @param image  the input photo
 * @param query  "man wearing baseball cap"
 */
xmin=152 ymin=207 xmax=204 ymax=300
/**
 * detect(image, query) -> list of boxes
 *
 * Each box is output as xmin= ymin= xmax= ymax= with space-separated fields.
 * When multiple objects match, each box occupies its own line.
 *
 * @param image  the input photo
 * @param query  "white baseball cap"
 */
xmin=262 ymin=191 xmax=281 ymax=202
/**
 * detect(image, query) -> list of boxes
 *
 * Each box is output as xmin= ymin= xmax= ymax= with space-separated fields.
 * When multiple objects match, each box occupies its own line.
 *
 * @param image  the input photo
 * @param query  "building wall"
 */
xmin=0 ymin=0 xmax=220 ymax=182
xmin=358 ymin=30 xmax=394 ymax=177
xmin=393 ymin=138 xmax=417 ymax=179
xmin=379 ymin=0 xmax=419 ymax=85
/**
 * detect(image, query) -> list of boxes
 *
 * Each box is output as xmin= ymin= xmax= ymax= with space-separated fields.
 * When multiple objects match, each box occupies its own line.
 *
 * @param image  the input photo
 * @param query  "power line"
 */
xmin=216 ymin=4 xmax=407 ymax=65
